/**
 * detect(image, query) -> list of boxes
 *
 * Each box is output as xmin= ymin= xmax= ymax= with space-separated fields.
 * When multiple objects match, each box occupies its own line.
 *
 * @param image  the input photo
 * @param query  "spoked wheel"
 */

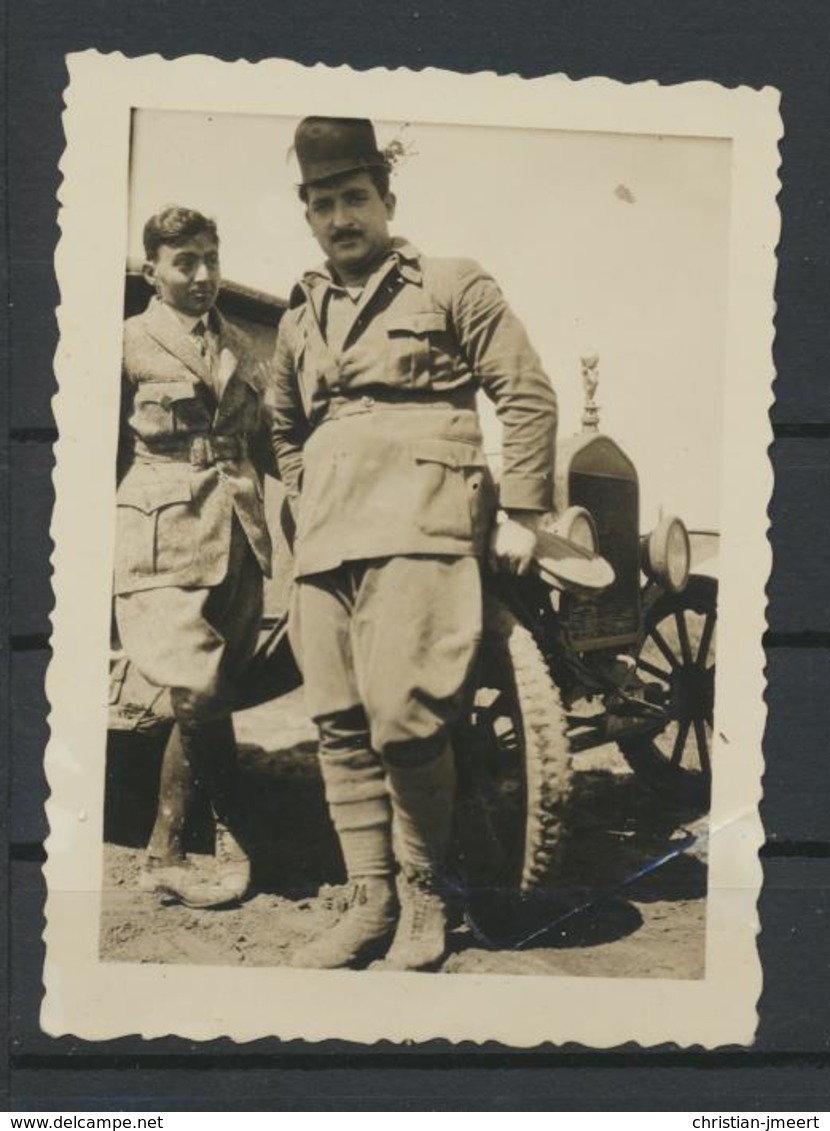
xmin=618 ymin=575 xmax=717 ymax=809
xmin=452 ymin=594 xmax=572 ymax=905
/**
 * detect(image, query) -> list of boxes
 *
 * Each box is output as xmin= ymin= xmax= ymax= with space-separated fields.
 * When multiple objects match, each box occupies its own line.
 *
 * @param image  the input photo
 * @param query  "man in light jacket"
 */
xmin=271 ymin=118 xmax=557 ymax=970
xmin=117 ymin=205 xmax=272 ymax=907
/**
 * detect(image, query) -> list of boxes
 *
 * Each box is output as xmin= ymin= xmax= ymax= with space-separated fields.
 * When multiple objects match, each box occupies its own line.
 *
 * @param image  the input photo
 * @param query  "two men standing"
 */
xmin=271 ymin=117 xmax=557 ymax=970
xmin=117 ymin=116 xmax=557 ymax=970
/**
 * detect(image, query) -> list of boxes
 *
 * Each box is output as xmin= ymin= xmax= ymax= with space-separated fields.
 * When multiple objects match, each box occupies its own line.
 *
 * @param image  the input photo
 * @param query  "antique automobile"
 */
xmin=452 ymin=354 xmax=718 ymax=907
xmin=109 ymin=271 xmax=717 ymax=908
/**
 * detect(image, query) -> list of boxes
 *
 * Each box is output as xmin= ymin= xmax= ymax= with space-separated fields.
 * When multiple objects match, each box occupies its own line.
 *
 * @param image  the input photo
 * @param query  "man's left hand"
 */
xmin=489 ymin=510 xmax=543 ymax=576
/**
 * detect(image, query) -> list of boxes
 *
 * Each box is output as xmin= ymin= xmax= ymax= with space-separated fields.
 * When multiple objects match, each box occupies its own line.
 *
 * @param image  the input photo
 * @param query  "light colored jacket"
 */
xmin=115 ymin=298 xmax=272 ymax=595
xmin=270 ymin=241 xmax=557 ymax=577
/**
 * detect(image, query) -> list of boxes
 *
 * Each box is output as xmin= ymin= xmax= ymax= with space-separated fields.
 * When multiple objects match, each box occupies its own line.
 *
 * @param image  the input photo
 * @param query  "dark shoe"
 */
xmin=138 ymin=858 xmax=242 ymax=910
xmin=374 ymin=871 xmax=448 ymax=971
xmin=288 ymin=878 xmax=398 ymax=969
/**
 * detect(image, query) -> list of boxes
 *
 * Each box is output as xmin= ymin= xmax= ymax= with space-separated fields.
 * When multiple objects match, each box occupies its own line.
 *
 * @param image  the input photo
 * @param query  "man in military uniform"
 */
xmin=116 ymin=206 xmax=272 ymax=907
xmin=271 ymin=118 xmax=557 ymax=970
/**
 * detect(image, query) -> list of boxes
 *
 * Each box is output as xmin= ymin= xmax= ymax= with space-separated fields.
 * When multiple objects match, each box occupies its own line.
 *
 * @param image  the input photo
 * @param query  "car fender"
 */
xmin=688 ymin=529 xmax=719 ymax=581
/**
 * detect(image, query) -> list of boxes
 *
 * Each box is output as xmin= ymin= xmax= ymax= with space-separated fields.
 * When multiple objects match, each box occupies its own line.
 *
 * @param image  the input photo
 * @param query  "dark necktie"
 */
xmin=192 ymin=320 xmax=220 ymax=397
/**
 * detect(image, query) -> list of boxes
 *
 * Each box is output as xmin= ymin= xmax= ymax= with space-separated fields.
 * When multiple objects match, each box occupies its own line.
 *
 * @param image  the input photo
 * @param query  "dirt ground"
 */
xmin=100 ymin=689 xmax=708 ymax=979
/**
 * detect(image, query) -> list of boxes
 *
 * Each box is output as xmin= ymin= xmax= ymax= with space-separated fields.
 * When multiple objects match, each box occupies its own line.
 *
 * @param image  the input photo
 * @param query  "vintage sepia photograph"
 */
xmin=42 ymin=53 xmax=778 ymax=1046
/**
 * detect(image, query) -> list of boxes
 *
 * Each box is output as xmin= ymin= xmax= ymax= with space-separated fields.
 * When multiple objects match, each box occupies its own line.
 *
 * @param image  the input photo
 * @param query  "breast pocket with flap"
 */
xmin=131 ymin=380 xmax=208 ymax=440
xmin=386 ymin=311 xmax=447 ymax=387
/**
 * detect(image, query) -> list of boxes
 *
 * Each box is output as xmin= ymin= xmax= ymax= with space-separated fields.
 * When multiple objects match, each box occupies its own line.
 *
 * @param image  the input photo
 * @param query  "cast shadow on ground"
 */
xmin=104 ymin=734 xmax=707 ymax=952
xmin=455 ymin=765 xmax=707 ymax=952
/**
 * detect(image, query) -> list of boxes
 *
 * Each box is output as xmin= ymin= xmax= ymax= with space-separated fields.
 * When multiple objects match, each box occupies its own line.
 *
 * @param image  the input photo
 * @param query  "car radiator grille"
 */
xmin=564 ymin=471 xmax=642 ymax=651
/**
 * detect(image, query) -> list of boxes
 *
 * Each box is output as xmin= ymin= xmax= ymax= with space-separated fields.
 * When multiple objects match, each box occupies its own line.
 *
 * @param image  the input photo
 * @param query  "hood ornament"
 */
xmin=580 ymin=353 xmax=601 ymax=433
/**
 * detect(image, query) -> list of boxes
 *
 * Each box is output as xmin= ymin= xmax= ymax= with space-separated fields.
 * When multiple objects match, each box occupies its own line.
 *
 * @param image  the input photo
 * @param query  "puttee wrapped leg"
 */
xmin=378 ymin=732 xmax=456 ymax=972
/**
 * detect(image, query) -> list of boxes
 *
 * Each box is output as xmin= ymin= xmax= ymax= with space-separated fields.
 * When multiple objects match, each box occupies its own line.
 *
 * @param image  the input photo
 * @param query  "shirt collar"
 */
xmin=158 ymin=300 xmax=213 ymax=334
xmin=301 ymin=238 xmax=423 ymax=293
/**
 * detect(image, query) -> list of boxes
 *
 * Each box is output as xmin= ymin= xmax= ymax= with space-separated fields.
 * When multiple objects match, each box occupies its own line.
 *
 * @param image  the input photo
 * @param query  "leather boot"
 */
xmin=142 ymin=723 xmax=247 ymax=908
xmin=288 ymin=877 xmax=398 ymax=969
xmin=145 ymin=724 xmax=193 ymax=866
xmin=176 ymin=716 xmax=254 ymax=901
xmin=375 ymin=868 xmax=448 ymax=971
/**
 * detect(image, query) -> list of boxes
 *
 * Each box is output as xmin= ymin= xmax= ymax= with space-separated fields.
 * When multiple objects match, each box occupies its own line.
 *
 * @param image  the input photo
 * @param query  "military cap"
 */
xmin=294 ymin=117 xmax=387 ymax=186
xmin=533 ymin=527 xmax=616 ymax=593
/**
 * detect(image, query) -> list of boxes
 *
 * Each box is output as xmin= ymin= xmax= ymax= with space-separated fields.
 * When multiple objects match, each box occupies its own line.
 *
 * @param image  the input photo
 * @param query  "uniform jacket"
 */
xmin=270 ymin=240 xmax=557 ymax=577
xmin=115 ymin=298 xmax=272 ymax=595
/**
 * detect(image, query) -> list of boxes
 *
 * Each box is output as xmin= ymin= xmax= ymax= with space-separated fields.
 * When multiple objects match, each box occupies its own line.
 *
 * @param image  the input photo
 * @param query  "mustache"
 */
xmin=331 ymin=228 xmax=362 ymax=243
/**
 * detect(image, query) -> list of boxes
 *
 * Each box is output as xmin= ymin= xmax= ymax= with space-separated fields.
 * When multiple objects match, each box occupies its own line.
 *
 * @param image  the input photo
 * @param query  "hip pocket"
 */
xmin=412 ymin=438 xmax=493 ymax=541
xmin=116 ymin=479 xmax=194 ymax=577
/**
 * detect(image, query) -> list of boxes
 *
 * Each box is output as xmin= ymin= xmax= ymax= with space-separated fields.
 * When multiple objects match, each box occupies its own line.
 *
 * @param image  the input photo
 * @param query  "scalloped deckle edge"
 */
xmin=42 ymin=49 xmax=780 ymax=1047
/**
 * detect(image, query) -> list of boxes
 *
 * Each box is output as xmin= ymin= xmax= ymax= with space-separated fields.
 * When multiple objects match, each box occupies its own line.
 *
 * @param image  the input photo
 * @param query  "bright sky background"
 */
xmin=128 ymin=110 xmax=732 ymax=530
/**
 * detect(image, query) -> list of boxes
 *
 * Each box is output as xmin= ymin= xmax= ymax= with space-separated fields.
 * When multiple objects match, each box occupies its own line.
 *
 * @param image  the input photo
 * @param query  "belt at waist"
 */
xmin=133 ymin=435 xmax=248 ymax=469
xmin=318 ymin=387 xmax=477 ymax=423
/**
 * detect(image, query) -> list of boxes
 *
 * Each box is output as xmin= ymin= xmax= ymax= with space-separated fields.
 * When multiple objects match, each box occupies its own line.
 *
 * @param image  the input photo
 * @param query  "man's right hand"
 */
xmin=488 ymin=510 xmax=542 ymax=577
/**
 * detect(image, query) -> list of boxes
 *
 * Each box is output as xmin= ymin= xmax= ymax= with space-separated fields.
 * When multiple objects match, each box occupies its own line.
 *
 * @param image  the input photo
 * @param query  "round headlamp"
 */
xmin=550 ymin=506 xmax=599 ymax=554
xmin=642 ymin=515 xmax=691 ymax=594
